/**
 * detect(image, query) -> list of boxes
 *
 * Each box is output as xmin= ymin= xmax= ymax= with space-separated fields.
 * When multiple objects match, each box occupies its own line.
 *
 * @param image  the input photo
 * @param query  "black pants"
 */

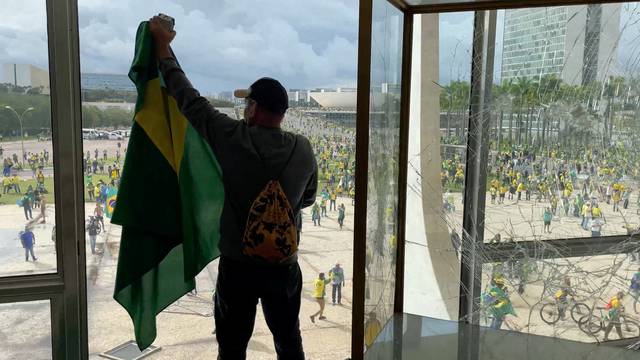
xmin=215 ymin=256 xmax=305 ymax=360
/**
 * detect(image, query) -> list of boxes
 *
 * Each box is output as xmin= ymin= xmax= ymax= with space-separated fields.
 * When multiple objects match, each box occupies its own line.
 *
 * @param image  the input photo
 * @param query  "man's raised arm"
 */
xmin=149 ymin=16 xmax=237 ymax=148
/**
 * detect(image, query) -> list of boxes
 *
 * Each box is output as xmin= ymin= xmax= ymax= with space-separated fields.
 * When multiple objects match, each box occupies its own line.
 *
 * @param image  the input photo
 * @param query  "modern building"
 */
xmin=1 ymin=63 xmax=50 ymax=92
xmin=501 ymin=4 xmax=621 ymax=85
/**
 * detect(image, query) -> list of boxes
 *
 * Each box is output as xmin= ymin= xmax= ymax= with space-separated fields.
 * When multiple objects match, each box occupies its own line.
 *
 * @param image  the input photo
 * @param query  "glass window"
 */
xmin=480 ymin=252 xmax=640 ymax=342
xmin=78 ymin=1 xmax=357 ymax=358
xmin=0 ymin=0 xmax=57 ymax=277
xmin=404 ymin=12 xmax=474 ymax=322
xmin=486 ymin=3 xmax=635 ymax=244
xmin=0 ymin=300 xmax=52 ymax=358
xmin=364 ymin=0 xmax=403 ymax=350
xmin=479 ymin=2 xmax=640 ymax=344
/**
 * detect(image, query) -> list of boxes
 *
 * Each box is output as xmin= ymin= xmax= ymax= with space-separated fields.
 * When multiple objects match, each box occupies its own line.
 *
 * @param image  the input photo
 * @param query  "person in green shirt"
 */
xmin=337 ymin=203 xmax=346 ymax=229
xmin=311 ymin=203 xmax=321 ymax=226
xmin=543 ymin=207 xmax=553 ymax=234
xmin=310 ymin=272 xmax=331 ymax=323
xmin=483 ymin=277 xmax=515 ymax=330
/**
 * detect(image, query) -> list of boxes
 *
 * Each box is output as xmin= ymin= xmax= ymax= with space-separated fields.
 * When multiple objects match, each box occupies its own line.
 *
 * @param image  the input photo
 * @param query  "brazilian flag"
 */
xmin=104 ymin=186 xmax=117 ymax=218
xmin=112 ymin=21 xmax=224 ymax=350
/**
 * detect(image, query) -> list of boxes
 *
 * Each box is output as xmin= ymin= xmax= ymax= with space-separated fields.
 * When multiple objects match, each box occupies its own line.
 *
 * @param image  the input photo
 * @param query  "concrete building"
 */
xmin=1 ymin=64 xmax=50 ymax=92
xmin=501 ymin=4 xmax=621 ymax=85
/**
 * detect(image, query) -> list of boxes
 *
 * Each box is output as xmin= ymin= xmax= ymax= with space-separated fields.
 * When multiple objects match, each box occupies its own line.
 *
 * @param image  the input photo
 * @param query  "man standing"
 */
xmin=2 ymin=176 xmax=10 ymax=194
xmin=87 ymin=217 xmax=100 ymax=255
xmin=329 ymin=190 xmax=337 ymax=211
xmin=87 ymin=181 xmax=94 ymax=201
xmin=20 ymin=227 xmax=37 ymax=261
xmin=320 ymin=197 xmax=327 ymax=218
xmin=543 ymin=207 xmax=553 ymax=234
xmin=329 ymin=262 xmax=345 ymax=305
xmin=150 ymin=17 xmax=317 ymax=359
xmin=312 ymin=203 xmax=321 ymax=226
xmin=21 ymin=194 xmax=32 ymax=220
xmin=337 ymin=203 xmax=346 ymax=229
xmin=94 ymin=202 xmax=105 ymax=231
xmin=11 ymin=174 xmax=21 ymax=194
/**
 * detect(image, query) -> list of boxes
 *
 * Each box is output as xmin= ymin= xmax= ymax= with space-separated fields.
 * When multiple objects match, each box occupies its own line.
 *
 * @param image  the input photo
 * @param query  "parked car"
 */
xmin=107 ymin=132 xmax=124 ymax=140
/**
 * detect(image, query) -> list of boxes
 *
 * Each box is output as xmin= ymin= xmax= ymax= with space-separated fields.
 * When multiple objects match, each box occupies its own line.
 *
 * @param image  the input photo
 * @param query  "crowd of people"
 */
xmin=443 ymin=144 xmax=640 ymax=238
xmin=285 ymin=112 xmax=355 ymax=231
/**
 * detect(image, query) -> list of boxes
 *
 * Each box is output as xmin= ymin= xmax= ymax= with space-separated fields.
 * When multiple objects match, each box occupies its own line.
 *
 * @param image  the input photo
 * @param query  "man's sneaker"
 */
xmin=319 ymin=316 xmax=327 ymax=320
xmin=310 ymin=316 xmax=315 ymax=324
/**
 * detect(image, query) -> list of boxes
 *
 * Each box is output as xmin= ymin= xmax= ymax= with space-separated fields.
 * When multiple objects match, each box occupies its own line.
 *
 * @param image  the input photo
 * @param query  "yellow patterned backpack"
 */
xmin=241 ymin=138 xmax=298 ymax=264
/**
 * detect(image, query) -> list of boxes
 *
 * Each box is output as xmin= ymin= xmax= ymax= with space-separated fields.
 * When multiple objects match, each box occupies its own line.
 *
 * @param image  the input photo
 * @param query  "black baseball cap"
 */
xmin=234 ymin=77 xmax=289 ymax=115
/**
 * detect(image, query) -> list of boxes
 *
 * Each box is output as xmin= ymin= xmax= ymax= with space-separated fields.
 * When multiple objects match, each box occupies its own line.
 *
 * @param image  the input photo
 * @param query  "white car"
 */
xmin=107 ymin=132 xmax=124 ymax=140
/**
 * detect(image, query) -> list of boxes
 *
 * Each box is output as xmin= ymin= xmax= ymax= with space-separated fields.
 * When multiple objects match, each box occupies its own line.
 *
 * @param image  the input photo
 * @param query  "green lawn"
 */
xmin=0 ymin=177 xmax=55 ymax=205
xmin=0 ymin=173 xmax=119 ymax=206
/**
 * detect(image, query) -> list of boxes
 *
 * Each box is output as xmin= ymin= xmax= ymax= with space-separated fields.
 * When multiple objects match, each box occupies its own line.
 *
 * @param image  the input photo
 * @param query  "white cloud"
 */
xmin=0 ymin=0 xmax=359 ymax=93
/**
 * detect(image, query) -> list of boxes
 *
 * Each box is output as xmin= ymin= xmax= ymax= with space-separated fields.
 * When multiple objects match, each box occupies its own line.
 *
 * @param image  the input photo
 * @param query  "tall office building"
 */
xmin=501 ymin=4 xmax=621 ymax=86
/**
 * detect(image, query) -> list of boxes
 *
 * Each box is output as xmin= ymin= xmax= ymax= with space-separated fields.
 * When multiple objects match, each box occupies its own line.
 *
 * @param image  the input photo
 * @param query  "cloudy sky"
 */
xmin=0 ymin=1 xmax=639 ymax=94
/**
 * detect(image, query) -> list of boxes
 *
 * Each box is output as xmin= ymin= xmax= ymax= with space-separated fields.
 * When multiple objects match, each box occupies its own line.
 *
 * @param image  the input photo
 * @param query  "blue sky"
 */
xmin=0 ymin=1 xmax=639 ymax=94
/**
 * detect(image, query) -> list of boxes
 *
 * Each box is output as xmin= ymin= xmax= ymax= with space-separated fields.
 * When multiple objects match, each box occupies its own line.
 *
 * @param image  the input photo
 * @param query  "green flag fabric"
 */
xmin=112 ymin=21 xmax=224 ymax=350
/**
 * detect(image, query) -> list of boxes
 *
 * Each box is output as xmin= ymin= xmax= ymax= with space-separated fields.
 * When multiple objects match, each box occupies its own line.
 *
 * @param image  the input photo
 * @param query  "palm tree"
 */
xmin=510 ymin=77 xmax=536 ymax=145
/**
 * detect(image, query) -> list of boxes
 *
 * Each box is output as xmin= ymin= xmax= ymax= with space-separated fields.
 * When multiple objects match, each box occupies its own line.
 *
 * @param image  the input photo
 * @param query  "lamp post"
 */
xmin=4 ymin=106 xmax=34 ymax=164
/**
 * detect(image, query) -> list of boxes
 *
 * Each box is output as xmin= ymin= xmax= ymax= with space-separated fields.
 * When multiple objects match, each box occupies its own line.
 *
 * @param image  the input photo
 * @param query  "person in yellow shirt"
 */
xmin=310 ymin=272 xmax=331 ymax=323
xmin=490 ymin=186 xmax=497 ymax=204
xmin=11 ymin=175 xmax=21 ymax=194
xmin=36 ymin=169 xmax=45 ymax=185
xmin=2 ymin=176 xmax=11 ymax=194
xmin=516 ymin=182 xmax=525 ymax=202
xmin=329 ymin=191 xmax=337 ymax=211
xmin=612 ymin=188 xmax=622 ymax=212
xmin=498 ymin=185 xmax=507 ymax=204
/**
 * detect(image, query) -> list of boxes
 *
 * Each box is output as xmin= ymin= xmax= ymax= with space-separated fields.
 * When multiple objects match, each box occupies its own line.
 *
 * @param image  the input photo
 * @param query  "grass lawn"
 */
xmin=0 ymin=177 xmax=55 ymax=205
xmin=0 ymin=173 xmax=118 ymax=206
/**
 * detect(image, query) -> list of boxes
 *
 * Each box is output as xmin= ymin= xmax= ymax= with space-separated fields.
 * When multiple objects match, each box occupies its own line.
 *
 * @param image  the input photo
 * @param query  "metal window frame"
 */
xmin=0 ymin=0 xmax=86 ymax=359
xmin=352 ymin=0 xmax=640 ymax=356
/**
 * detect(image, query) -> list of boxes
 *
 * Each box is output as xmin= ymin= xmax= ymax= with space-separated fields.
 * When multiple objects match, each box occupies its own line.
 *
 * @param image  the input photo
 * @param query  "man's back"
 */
xmin=20 ymin=231 xmax=34 ymax=248
xmin=159 ymin=58 xmax=317 ymax=264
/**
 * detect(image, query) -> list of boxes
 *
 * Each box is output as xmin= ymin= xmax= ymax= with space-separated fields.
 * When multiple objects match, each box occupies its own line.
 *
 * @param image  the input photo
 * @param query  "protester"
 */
xmin=87 ymin=217 xmax=100 ymax=255
xmin=94 ymin=202 xmax=105 ymax=231
xmin=150 ymin=16 xmax=317 ymax=359
xmin=20 ymin=227 xmax=37 ymax=262
xmin=310 ymin=272 xmax=331 ymax=323
xmin=603 ymin=291 xmax=626 ymax=341
xmin=312 ymin=203 xmax=321 ymax=226
xmin=329 ymin=262 xmax=345 ymax=305
xmin=21 ymin=194 xmax=32 ymax=220
xmin=483 ymin=276 xmax=515 ymax=330
xmin=337 ymin=203 xmax=346 ymax=229
xmin=543 ymin=207 xmax=553 ymax=234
